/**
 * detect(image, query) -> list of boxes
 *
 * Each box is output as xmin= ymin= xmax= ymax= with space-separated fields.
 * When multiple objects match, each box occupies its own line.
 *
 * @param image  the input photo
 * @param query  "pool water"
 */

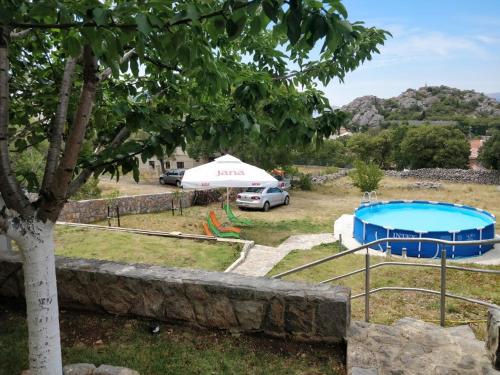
xmin=353 ymin=201 xmax=496 ymax=258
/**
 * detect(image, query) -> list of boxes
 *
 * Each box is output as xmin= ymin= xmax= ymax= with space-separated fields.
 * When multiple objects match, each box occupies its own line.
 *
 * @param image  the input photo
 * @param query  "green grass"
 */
xmin=0 ymin=308 xmax=344 ymax=375
xmin=240 ymin=219 xmax=331 ymax=246
xmin=269 ymin=242 xmax=500 ymax=339
xmin=54 ymin=226 xmax=241 ymax=272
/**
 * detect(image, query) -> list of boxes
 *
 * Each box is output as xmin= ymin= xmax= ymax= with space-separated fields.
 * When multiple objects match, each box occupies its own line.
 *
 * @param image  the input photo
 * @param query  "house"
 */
xmin=469 ymin=138 xmax=486 ymax=170
xmin=139 ymin=147 xmax=209 ymax=176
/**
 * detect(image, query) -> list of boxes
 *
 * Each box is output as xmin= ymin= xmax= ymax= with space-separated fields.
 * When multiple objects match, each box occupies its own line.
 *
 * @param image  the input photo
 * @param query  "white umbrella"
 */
xmin=181 ymin=154 xmax=277 ymax=207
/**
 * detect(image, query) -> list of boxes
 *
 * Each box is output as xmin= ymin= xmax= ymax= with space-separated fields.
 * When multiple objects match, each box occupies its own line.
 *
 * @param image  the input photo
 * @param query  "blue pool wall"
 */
xmin=353 ymin=200 xmax=496 ymax=259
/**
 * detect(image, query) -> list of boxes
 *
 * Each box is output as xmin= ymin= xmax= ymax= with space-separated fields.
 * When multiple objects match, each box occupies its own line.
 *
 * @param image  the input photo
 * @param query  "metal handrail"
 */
xmin=271 ymin=237 xmax=500 ymax=279
xmin=320 ymin=261 xmax=500 ymax=284
xmin=351 ymin=287 xmax=499 ymax=309
xmin=271 ymin=237 xmax=500 ymax=326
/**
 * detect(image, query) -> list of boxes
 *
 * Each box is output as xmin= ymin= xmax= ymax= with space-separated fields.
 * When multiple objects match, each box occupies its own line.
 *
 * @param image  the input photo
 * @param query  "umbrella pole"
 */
xmin=226 ymin=187 xmax=229 ymax=210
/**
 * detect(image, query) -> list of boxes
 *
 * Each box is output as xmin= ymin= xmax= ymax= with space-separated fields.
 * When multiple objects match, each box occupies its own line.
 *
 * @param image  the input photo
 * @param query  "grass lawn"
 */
xmin=268 ymin=242 xmax=500 ymax=340
xmin=0 ymin=306 xmax=345 ymax=375
xmin=54 ymin=226 xmax=241 ymax=272
xmin=97 ymin=176 xmax=500 ymax=246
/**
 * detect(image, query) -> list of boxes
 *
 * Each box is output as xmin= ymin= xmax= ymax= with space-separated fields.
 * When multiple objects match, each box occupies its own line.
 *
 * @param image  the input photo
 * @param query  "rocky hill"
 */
xmin=342 ymin=86 xmax=500 ymax=129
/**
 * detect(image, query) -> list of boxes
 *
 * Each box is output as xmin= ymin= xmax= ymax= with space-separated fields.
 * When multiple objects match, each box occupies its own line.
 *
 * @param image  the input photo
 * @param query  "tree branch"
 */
xmin=38 ymin=45 xmax=99 ymax=222
xmin=41 ymin=56 xmax=78 ymax=193
xmin=67 ymin=127 xmax=131 ymax=197
xmin=0 ymin=27 xmax=32 ymax=218
xmin=99 ymin=48 xmax=136 ymax=81
xmin=10 ymin=1 xmax=259 ymax=30
xmin=10 ymin=28 xmax=31 ymax=39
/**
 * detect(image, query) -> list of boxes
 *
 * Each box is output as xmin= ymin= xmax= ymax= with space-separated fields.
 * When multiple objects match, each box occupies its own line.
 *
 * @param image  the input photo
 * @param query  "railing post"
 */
xmin=402 ymin=247 xmax=407 ymax=258
xmin=365 ymin=249 xmax=370 ymax=322
xmin=386 ymin=245 xmax=391 ymax=259
xmin=440 ymin=248 xmax=446 ymax=327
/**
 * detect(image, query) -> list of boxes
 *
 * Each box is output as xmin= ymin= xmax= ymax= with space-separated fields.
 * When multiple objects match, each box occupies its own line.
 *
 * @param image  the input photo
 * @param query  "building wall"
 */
xmin=139 ymin=147 xmax=209 ymax=176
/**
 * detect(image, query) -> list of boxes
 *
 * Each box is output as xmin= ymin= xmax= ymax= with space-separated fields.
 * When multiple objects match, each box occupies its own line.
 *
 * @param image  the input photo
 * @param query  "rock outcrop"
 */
xmin=341 ymin=86 xmax=500 ymax=129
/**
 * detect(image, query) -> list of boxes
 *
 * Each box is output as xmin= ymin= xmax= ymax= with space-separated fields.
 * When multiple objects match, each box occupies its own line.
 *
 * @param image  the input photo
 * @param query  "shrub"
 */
xmin=72 ymin=177 xmax=102 ymax=200
xmin=298 ymin=173 xmax=313 ymax=191
xmin=479 ymin=131 xmax=500 ymax=170
xmin=324 ymin=166 xmax=339 ymax=174
xmin=349 ymin=160 xmax=384 ymax=192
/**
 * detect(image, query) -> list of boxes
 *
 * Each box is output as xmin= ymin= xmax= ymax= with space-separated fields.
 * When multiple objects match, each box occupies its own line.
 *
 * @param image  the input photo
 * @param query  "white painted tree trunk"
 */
xmin=16 ymin=220 xmax=63 ymax=375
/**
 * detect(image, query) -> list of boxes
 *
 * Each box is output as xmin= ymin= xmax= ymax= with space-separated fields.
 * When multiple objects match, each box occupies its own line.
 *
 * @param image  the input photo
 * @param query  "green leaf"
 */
xmin=63 ymin=35 xmax=82 ymax=58
xmin=92 ymin=8 xmax=107 ymax=26
xmin=286 ymin=0 xmax=302 ymax=45
xmin=262 ymin=0 xmax=279 ymax=22
xmin=135 ymin=13 xmax=153 ymax=35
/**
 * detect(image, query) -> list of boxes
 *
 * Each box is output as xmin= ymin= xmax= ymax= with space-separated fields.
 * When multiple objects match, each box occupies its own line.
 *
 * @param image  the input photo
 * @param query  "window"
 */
xmin=148 ymin=160 xmax=155 ymax=169
xmin=177 ymin=161 xmax=184 ymax=169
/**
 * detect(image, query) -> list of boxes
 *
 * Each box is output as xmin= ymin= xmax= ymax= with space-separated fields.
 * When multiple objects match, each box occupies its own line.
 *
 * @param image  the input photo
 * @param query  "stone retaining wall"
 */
xmin=0 ymin=252 xmax=350 ymax=343
xmin=59 ymin=192 xmax=194 ymax=223
xmin=488 ymin=308 xmax=500 ymax=370
xmin=385 ymin=168 xmax=499 ymax=185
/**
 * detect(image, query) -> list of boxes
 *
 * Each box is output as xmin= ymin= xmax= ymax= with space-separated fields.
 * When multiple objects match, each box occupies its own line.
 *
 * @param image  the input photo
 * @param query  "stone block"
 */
xmin=487 ymin=308 xmax=500 ymax=370
xmin=94 ymin=364 xmax=139 ymax=375
xmin=233 ymin=300 xmax=265 ymax=330
xmin=63 ymin=363 xmax=97 ymax=374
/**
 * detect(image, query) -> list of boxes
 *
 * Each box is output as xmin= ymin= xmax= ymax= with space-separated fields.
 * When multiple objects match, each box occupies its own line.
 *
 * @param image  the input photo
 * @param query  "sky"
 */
xmin=321 ymin=0 xmax=500 ymax=106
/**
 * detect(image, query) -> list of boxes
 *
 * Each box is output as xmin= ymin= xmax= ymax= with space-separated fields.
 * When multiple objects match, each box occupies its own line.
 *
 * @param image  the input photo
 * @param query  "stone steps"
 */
xmin=347 ymin=317 xmax=499 ymax=375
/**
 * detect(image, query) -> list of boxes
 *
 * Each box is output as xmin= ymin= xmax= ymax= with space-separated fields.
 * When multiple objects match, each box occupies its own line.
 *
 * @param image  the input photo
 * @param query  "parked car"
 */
xmin=236 ymin=187 xmax=290 ymax=211
xmin=159 ymin=169 xmax=185 ymax=187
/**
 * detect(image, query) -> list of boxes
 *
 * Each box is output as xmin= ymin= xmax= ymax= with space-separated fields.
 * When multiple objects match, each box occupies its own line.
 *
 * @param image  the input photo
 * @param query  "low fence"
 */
xmin=0 ymin=252 xmax=350 ymax=343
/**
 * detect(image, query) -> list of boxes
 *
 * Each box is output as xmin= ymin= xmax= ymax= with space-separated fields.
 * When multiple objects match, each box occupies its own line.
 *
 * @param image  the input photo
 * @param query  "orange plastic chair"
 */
xmin=202 ymin=222 xmax=214 ymax=236
xmin=209 ymin=211 xmax=241 ymax=233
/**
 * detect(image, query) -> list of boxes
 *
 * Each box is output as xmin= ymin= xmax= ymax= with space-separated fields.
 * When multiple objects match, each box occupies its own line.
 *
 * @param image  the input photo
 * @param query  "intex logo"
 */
xmin=217 ymin=170 xmax=245 ymax=176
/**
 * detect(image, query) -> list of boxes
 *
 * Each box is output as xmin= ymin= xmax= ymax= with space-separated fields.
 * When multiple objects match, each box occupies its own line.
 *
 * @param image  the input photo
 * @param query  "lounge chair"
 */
xmin=223 ymin=203 xmax=252 ymax=226
xmin=202 ymin=222 xmax=214 ymax=236
xmin=209 ymin=211 xmax=241 ymax=233
xmin=206 ymin=215 xmax=240 ymax=239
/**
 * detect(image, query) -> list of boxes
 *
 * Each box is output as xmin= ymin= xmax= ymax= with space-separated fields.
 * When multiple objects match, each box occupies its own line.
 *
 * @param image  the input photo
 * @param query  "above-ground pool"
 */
xmin=353 ymin=201 xmax=496 ymax=258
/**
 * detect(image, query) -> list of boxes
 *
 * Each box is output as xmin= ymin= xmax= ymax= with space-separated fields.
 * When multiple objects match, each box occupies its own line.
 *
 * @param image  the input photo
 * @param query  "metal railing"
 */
xmin=271 ymin=237 xmax=500 ymax=326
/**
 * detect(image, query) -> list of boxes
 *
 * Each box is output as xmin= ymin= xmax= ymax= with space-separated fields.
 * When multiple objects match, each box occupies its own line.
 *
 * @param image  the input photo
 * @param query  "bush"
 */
xmin=72 ymin=177 xmax=102 ymax=200
xmin=349 ymin=160 xmax=383 ymax=192
xmin=298 ymin=173 xmax=312 ymax=191
xmin=479 ymin=131 xmax=500 ymax=170
xmin=324 ymin=166 xmax=339 ymax=174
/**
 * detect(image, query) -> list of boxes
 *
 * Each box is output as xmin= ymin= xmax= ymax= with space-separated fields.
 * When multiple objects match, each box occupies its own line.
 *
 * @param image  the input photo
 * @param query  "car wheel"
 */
xmin=159 ymin=177 xmax=166 ymax=185
xmin=176 ymin=180 xmax=182 ymax=187
xmin=284 ymin=196 xmax=290 ymax=206
xmin=263 ymin=201 xmax=270 ymax=212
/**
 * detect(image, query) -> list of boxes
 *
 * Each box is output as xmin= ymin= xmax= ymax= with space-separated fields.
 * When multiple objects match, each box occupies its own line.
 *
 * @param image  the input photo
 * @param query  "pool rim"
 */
xmin=354 ymin=200 xmax=496 ymax=233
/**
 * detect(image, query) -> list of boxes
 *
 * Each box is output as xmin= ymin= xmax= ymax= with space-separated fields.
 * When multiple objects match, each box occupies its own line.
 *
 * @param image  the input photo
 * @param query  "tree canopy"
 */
xmin=0 ymin=2 xmax=389 ymax=373
xmin=479 ymin=131 xmax=500 ymax=170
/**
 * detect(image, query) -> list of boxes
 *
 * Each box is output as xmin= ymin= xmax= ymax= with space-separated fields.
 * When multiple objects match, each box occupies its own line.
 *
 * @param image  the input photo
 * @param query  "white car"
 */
xmin=236 ymin=187 xmax=290 ymax=211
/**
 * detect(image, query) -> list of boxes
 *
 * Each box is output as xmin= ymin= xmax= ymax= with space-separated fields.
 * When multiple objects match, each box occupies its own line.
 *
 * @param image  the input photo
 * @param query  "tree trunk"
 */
xmin=15 ymin=220 xmax=62 ymax=375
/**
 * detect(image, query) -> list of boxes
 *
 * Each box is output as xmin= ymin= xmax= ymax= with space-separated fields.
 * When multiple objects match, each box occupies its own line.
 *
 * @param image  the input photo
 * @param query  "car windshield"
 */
xmin=245 ymin=187 xmax=265 ymax=193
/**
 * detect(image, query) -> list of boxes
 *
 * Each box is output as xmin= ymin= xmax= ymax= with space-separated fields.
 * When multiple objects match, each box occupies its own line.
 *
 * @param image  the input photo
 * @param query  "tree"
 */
xmin=349 ymin=159 xmax=383 ymax=192
xmin=0 ymin=1 xmax=388 ymax=373
xmin=399 ymin=125 xmax=470 ymax=169
xmin=479 ymin=131 xmax=500 ymax=170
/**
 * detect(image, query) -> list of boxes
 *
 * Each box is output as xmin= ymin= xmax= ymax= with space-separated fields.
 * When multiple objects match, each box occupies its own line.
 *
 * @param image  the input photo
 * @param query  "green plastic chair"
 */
xmin=207 ymin=214 xmax=240 ymax=239
xmin=224 ymin=203 xmax=252 ymax=226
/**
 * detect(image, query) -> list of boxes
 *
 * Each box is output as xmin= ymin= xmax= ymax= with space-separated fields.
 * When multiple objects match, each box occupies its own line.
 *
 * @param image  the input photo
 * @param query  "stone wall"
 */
xmin=0 ymin=252 xmax=350 ymax=343
xmin=59 ymin=192 xmax=195 ymax=223
xmin=385 ymin=168 xmax=499 ymax=185
xmin=487 ymin=308 xmax=500 ymax=370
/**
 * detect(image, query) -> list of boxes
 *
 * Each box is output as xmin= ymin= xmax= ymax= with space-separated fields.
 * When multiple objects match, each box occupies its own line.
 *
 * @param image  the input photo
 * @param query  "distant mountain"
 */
xmin=341 ymin=86 xmax=500 ymax=129
xmin=487 ymin=92 xmax=500 ymax=102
